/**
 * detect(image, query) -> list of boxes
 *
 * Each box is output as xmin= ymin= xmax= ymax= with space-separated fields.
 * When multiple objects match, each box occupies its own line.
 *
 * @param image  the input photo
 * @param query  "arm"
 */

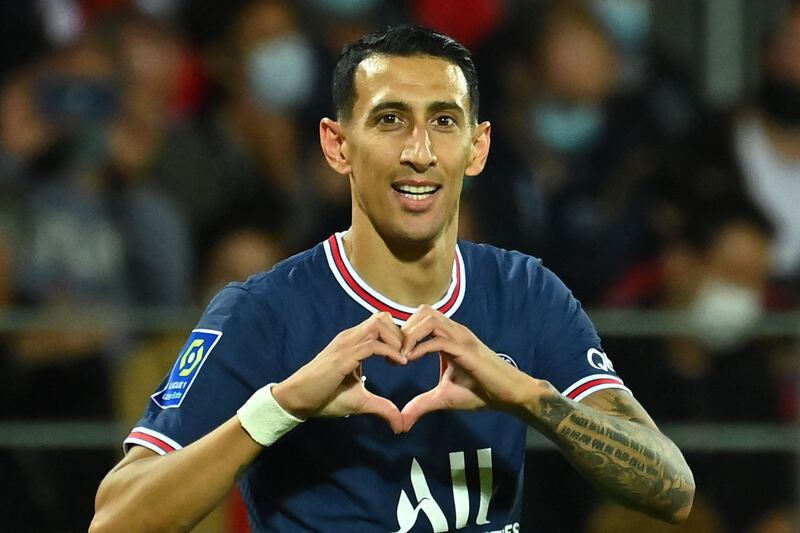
xmin=399 ymin=306 xmax=695 ymax=524
xmin=91 ymin=312 xmax=406 ymax=533
xmin=522 ymin=386 xmax=694 ymax=523
xmin=90 ymin=417 xmax=261 ymax=533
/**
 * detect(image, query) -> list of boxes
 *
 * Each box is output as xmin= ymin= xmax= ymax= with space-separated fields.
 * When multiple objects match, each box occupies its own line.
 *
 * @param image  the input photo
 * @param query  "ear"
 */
xmin=319 ymin=118 xmax=352 ymax=175
xmin=465 ymin=121 xmax=491 ymax=177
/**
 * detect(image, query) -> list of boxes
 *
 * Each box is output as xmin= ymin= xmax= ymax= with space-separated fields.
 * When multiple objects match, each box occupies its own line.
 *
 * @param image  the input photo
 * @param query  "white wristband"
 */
xmin=237 ymin=383 xmax=303 ymax=447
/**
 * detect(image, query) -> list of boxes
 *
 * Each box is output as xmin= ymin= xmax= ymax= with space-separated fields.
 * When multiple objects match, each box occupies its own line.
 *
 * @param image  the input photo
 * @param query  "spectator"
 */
xmin=603 ymin=195 xmax=795 ymax=527
xmin=0 ymin=17 xmax=192 ymax=529
xmin=738 ymin=2 xmax=800 ymax=282
xmin=472 ymin=0 xmax=667 ymax=304
xmin=672 ymin=1 xmax=800 ymax=298
xmin=605 ymin=198 xmax=778 ymax=421
xmin=156 ymin=0 xmax=318 ymax=256
xmin=200 ymin=226 xmax=287 ymax=302
xmin=588 ymin=0 xmax=703 ymax=139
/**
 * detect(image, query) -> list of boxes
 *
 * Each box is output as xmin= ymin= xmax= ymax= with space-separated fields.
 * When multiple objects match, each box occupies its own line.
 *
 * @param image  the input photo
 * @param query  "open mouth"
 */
xmin=391 ymin=183 xmax=441 ymax=200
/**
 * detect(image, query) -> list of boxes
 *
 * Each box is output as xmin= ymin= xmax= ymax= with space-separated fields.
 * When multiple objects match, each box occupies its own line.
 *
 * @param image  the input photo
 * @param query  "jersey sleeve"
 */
xmin=528 ymin=260 xmax=631 ymax=402
xmin=124 ymin=285 xmax=283 ymax=455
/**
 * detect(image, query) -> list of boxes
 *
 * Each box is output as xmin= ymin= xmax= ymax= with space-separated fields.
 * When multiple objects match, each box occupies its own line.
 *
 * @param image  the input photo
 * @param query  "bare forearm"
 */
xmin=522 ymin=384 xmax=695 ymax=523
xmin=91 ymin=417 xmax=262 ymax=533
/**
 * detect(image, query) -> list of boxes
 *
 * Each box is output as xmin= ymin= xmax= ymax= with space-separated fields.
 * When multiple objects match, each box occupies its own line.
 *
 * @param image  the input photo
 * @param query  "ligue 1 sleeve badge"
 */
xmin=152 ymin=329 xmax=223 ymax=409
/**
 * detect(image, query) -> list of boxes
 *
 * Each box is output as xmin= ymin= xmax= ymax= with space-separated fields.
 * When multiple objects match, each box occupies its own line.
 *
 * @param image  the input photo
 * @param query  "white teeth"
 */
xmin=395 ymin=184 xmax=438 ymax=194
xmin=400 ymin=192 xmax=431 ymax=199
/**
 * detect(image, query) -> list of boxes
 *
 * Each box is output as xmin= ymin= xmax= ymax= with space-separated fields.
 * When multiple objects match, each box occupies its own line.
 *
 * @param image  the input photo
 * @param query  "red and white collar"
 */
xmin=323 ymin=232 xmax=466 ymax=325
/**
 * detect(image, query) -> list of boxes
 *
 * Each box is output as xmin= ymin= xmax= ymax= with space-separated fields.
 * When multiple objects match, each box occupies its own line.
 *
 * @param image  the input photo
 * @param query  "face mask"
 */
xmin=590 ymin=0 xmax=652 ymax=49
xmin=246 ymin=33 xmax=316 ymax=112
xmin=530 ymin=102 xmax=605 ymax=154
xmin=134 ymin=0 xmax=180 ymax=19
xmin=689 ymin=280 xmax=763 ymax=352
xmin=311 ymin=0 xmax=380 ymax=18
xmin=759 ymin=77 xmax=800 ymax=128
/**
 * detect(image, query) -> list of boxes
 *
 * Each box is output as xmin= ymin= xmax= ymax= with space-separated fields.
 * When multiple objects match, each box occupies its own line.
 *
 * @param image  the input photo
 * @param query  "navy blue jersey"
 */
xmin=126 ymin=233 xmax=629 ymax=532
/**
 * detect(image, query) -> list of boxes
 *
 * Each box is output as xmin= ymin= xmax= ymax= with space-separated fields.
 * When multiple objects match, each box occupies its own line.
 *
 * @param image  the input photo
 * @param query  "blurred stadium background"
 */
xmin=0 ymin=0 xmax=797 ymax=531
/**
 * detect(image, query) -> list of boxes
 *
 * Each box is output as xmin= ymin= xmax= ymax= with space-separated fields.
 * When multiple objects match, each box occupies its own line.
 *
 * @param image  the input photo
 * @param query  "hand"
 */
xmin=272 ymin=312 xmax=407 ymax=433
xmin=399 ymin=305 xmax=533 ymax=431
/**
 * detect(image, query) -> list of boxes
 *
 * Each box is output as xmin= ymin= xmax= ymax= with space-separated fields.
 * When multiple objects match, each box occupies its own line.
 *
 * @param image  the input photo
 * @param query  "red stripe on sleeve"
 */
xmin=566 ymin=378 xmax=625 ymax=400
xmin=128 ymin=431 xmax=176 ymax=453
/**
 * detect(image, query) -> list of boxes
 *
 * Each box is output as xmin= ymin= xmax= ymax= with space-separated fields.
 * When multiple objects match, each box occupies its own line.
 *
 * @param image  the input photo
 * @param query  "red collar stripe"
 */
xmin=438 ymin=256 xmax=461 ymax=314
xmin=325 ymin=233 xmax=464 ymax=323
xmin=327 ymin=234 xmax=413 ymax=320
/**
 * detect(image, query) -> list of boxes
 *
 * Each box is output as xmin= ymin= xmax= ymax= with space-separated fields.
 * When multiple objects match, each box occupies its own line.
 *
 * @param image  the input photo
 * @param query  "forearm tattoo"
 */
xmin=535 ymin=393 xmax=694 ymax=523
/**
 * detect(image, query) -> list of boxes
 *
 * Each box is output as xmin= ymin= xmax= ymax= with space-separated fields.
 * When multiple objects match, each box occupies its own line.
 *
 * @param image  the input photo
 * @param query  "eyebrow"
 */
xmin=368 ymin=101 xmax=412 ymax=116
xmin=428 ymin=100 xmax=466 ymax=117
xmin=367 ymin=100 xmax=467 ymax=118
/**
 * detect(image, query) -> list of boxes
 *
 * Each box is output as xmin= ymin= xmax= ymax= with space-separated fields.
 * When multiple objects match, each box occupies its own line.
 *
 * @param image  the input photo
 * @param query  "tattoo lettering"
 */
xmin=535 ymin=392 xmax=693 ymax=523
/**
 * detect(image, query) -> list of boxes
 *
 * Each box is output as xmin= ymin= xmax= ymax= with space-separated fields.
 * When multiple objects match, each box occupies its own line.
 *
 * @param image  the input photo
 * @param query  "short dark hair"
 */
xmin=332 ymin=25 xmax=480 ymax=123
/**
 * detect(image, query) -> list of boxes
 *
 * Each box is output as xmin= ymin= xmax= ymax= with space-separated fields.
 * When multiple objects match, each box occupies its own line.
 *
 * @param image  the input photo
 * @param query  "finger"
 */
xmin=406 ymin=336 xmax=461 ymax=362
xmin=355 ymin=313 xmax=403 ymax=351
xmin=403 ymin=304 xmax=436 ymax=325
xmin=360 ymin=392 xmax=403 ymax=434
xmin=400 ymin=305 xmax=438 ymax=339
xmin=371 ymin=313 xmax=403 ymax=350
xmin=354 ymin=339 xmax=406 ymax=365
xmin=400 ymin=314 xmax=449 ymax=356
xmin=401 ymin=388 xmax=444 ymax=432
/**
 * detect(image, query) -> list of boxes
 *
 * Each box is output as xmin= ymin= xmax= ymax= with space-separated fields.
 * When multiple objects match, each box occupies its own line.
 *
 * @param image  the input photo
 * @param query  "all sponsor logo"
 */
xmin=586 ymin=348 xmax=615 ymax=372
xmin=393 ymin=449 xmax=494 ymax=532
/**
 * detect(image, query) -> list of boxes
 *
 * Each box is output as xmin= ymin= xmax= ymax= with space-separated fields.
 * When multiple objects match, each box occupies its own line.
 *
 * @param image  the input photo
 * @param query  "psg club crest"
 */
xmin=152 ymin=329 xmax=223 ymax=409
xmin=497 ymin=353 xmax=518 ymax=368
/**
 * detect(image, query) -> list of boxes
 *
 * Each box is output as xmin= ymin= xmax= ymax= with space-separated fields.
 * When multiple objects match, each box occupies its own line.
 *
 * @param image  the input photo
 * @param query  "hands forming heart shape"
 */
xmin=272 ymin=306 xmax=532 ymax=434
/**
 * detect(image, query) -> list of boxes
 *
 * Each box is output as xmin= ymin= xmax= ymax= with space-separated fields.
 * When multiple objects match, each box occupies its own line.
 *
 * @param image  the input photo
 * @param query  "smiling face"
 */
xmin=321 ymin=54 xmax=490 ymax=247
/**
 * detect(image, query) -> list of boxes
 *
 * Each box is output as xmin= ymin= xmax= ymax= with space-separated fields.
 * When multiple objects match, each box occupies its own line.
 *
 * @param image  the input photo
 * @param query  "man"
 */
xmin=91 ymin=25 xmax=694 ymax=532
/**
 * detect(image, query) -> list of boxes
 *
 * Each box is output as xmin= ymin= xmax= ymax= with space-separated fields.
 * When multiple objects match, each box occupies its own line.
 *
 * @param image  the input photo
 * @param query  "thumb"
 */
xmin=401 ymin=388 xmax=443 ymax=432
xmin=361 ymin=392 xmax=403 ymax=435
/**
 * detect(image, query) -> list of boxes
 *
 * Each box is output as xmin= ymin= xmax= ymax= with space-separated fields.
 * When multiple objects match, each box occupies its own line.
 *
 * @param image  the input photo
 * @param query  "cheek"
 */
xmin=352 ymin=143 xmax=394 ymax=185
xmin=438 ymin=147 xmax=471 ymax=186
xmin=349 ymin=154 xmax=388 ymax=209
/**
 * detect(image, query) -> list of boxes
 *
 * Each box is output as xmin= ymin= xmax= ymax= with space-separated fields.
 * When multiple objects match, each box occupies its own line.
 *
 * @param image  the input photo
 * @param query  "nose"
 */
xmin=400 ymin=124 xmax=437 ymax=173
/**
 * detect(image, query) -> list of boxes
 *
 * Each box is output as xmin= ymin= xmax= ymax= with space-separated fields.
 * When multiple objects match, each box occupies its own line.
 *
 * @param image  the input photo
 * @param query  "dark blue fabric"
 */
xmin=131 ymin=239 xmax=623 ymax=532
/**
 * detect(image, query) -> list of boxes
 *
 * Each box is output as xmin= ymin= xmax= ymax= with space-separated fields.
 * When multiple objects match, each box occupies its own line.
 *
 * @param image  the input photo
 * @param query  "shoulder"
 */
xmin=239 ymin=243 xmax=324 ymax=295
xmin=459 ymin=240 xmax=537 ymax=271
xmin=247 ymin=245 xmax=318 ymax=278
xmin=459 ymin=240 xmax=562 ymax=293
xmin=203 ymin=243 xmax=326 ymax=320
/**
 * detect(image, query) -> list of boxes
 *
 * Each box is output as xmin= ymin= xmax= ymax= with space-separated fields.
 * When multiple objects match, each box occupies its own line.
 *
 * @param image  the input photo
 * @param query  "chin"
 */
xmin=380 ymin=219 xmax=448 ymax=248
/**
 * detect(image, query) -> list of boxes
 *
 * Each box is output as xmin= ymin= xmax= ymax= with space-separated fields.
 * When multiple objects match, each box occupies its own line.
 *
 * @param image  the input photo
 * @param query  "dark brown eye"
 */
xmin=436 ymin=116 xmax=455 ymax=127
xmin=380 ymin=114 xmax=399 ymax=125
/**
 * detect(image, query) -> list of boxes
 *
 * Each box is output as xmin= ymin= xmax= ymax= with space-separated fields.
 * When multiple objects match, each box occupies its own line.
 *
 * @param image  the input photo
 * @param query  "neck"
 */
xmin=343 ymin=213 xmax=458 ymax=308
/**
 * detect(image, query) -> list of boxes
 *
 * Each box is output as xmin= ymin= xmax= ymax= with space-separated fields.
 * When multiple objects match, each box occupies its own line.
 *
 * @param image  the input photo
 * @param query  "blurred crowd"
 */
xmin=0 ymin=0 xmax=798 ymax=531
